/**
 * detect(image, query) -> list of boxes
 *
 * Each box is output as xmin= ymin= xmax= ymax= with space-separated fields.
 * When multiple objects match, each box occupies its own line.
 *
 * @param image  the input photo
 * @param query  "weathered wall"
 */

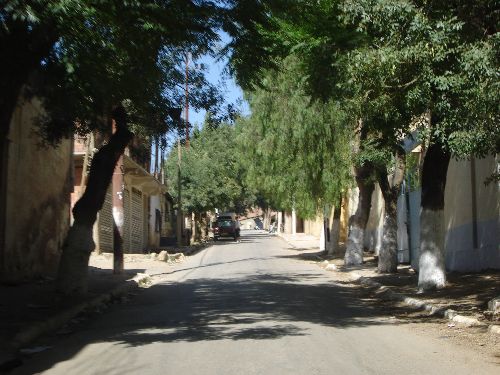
xmin=284 ymin=212 xmax=293 ymax=234
xmin=303 ymin=216 xmax=322 ymax=237
xmin=444 ymin=156 xmax=499 ymax=271
xmin=240 ymin=218 xmax=258 ymax=230
xmin=149 ymin=195 xmax=161 ymax=248
xmin=364 ymin=184 xmax=384 ymax=255
xmin=161 ymin=195 xmax=175 ymax=237
xmin=339 ymin=196 xmax=348 ymax=243
xmin=3 ymin=99 xmax=72 ymax=282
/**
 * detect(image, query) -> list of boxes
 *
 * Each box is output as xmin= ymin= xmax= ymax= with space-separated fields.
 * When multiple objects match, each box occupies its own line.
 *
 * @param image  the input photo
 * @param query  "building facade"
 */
xmin=72 ymin=135 xmax=173 ymax=254
xmin=1 ymin=99 xmax=72 ymax=283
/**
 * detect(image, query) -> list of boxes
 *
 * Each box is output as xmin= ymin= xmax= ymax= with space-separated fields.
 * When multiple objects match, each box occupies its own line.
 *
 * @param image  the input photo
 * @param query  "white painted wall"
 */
xmin=444 ymin=156 xmax=499 ymax=271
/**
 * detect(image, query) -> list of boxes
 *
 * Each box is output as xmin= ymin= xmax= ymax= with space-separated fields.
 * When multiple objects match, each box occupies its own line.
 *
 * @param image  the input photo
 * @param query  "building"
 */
xmin=1 ymin=99 xmax=72 ymax=283
xmin=72 ymin=134 xmax=174 ymax=254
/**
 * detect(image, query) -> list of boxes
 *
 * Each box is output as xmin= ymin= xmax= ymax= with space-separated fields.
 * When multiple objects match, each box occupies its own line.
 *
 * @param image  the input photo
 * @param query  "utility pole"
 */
xmin=176 ymin=52 xmax=191 ymax=246
xmin=185 ymin=52 xmax=190 ymax=149
xmin=166 ymin=107 xmax=183 ymax=248
xmin=176 ymin=137 xmax=183 ymax=247
xmin=111 ymin=118 xmax=125 ymax=274
xmin=112 ymin=155 xmax=125 ymax=274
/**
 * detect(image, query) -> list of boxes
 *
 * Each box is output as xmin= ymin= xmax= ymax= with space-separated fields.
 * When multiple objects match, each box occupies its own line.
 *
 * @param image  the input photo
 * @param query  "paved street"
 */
xmin=13 ymin=231 xmax=499 ymax=375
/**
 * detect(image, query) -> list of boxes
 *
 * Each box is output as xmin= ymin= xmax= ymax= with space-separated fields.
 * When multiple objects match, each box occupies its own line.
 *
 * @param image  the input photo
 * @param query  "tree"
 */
xmin=341 ymin=0 xmax=499 ymax=287
xmin=236 ymin=55 xmax=352 ymax=221
xmin=166 ymin=123 xmax=253 ymax=215
xmin=230 ymin=0 xmax=498 ymax=281
xmin=1 ymin=0 xmax=281 ymax=294
xmin=232 ymin=1 xmax=376 ymax=264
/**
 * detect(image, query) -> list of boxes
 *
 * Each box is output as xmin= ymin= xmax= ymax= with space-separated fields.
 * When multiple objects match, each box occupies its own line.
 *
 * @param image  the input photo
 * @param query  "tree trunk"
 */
xmin=78 ymin=133 xmax=94 ymax=198
xmin=330 ymin=216 xmax=341 ymax=255
xmin=56 ymin=107 xmax=133 ymax=296
xmin=345 ymin=165 xmax=374 ymax=266
xmin=327 ymin=197 xmax=343 ymax=257
xmin=176 ymin=140 xmax=183 ymax=247
xmin=112 ymin=155 xmax=125 ymax=274
xmin=190 ymin=212 xmax=197 ymax=244
xmin=377 ymin=151 xmax=405 ymax=273
xmin=418 ymin=142 xmax=450 ymax=291
xmin=263 ymin=208 xmax=272 ymax=231
xmin=200 ymin=212 xmax=208 ymax=241
xmin=378 ymin=208 xmax=398 ymax=272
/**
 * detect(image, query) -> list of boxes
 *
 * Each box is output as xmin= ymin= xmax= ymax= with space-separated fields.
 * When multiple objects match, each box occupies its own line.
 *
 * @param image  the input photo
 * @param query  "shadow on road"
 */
xmin=15 ymin=267 xmax=410 ymax=374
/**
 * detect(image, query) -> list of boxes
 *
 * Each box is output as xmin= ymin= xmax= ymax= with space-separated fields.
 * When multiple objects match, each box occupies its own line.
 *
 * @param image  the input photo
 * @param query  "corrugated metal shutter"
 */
xmin=130 ymin=188 xmax=143 ymax=252
xmin=123 ymin=189 xmax=131 ymax=252
xmin=99 ymin=187 xmax=114 ymax=252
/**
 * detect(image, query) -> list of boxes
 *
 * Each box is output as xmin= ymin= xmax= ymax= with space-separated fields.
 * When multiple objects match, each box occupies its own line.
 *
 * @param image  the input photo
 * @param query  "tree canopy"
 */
xmin=231 ymin=0 xmax=499 ymax=213
xmin=236 ymin=55 xmax=353 ymax=218
xmin=1 ymin=0 xmax=281 ymax=142
xmin=166 ymin=122 xmax=256 ymax=214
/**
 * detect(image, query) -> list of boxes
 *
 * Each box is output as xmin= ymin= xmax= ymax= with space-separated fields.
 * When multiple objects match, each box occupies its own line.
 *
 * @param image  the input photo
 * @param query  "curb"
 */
xmin=10 ymin=281 xmax=139 ymax=352
xmin=488 ymin=325 xmax=500 ymax=335
xmin=1 ymin=280 xmax=140 ymax=372
xmin=8 ymin=259 xmax=191 ymax=355
xmin=347 ymin=271 xmax=497 ymax=334
xmin=1 ymin=253 xmax=198 ymax=372
xmin=277 ymin=234 xmax=297 ymax=249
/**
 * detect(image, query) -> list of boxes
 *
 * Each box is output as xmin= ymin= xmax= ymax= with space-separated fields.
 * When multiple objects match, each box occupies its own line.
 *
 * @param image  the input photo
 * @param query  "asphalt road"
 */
xmin=12 ymin=230 xmax=499 ymax=374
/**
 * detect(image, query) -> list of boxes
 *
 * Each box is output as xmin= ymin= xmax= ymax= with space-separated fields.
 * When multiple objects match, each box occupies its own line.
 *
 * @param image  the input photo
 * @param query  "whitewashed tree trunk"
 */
xmin=378 ymin=213 xmax=398 ymax=272
xmin=190 ymin=212 xmax=196 ymax=244
xmin=277 ymin=211 xmax=282 ymax=233
xmin=345 ymin=120 xmax=373 ymax=266
xmin=327 ymin=196 xmax=343 ymax=257
xmin=329 ymin=217 xmax=341 ymax=257
xmin=367 ymin=184 xmax=384 ymax=256
xmin=418 ymin=208 xmax=446 ymax=289
xmin=345 ymin=224 xmax=364 ymax=264
xmin=377 ymin=151 xmax=405 ymax=273
xmin=263 ymin=207 xmax=272 ymax=231
xmin=56 ymin=107 xmax=133 ymax=296
xmin=345 ymin=177 xmax=373 ymax=265
xmin=417 ymin=141 xmax=450 ymax=291
xmin=320 ymin=221 xmax=325 ymax=251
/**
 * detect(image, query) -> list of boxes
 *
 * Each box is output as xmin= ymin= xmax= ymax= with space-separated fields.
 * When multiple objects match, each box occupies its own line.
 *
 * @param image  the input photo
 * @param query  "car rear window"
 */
xmin=218 ymin=220 xmax=233 ymax=227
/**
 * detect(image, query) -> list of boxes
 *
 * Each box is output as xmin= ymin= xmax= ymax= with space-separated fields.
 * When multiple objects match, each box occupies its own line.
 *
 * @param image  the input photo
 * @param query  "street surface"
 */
xmin=13 ymin=231 xmax=499 ymax=374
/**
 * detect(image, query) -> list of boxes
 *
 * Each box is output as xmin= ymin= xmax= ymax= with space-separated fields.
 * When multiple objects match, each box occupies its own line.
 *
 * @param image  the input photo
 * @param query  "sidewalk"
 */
xmin=279 ymin=233 xmax=500 ymax=335
xmin=0 ymin=245 xmax=203 ymax=372
xmin=277 ymin=232 xmax=320 ymax=250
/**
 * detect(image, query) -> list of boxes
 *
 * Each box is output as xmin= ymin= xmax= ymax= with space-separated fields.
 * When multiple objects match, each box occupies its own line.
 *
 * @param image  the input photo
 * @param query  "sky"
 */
xmin=155 ymin=33 xmax=250 ymax=173
xmin=187 ymin=35 xmax=250 ymax=127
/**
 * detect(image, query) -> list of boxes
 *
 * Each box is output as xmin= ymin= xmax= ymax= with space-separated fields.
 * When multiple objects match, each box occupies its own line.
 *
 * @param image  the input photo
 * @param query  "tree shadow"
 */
xmin=13 ymin=271 xmax=402 ymax=373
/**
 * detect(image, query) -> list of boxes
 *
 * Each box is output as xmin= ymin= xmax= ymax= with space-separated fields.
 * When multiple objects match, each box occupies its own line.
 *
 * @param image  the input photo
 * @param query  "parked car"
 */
xmin=213 ymin=216 xmax=240 ymax=241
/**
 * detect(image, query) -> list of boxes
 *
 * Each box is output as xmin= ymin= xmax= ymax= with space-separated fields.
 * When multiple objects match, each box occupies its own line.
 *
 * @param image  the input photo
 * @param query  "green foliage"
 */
xmin=1 ymin=0 xmax=279 ymax=144
xmin=3 ymin=2 xmax=207 ymax=131
xmin=236 ymin=56 xmax=353 ymax=218
xmin=228 ymin=0 xmax=499 ymax=217
xmin=241 ymin=0 xmax=498 ymax=154
xmin=354 ymin=137 xmax=393 ymax=174
xmin=340 ymin=0 xmax=499 ymax=156
xmin=166 ymin=123 xmax=254 ymax=214
xmin=405 ymin=152 xmax=422 ymax=191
